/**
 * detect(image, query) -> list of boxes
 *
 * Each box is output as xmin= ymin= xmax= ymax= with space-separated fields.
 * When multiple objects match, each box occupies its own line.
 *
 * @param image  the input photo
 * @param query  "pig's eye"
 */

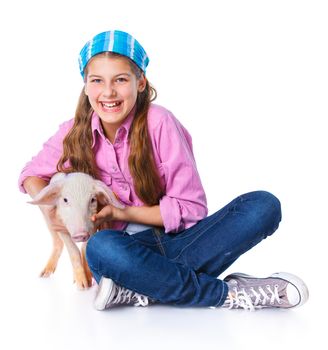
xmin=91 ymin=197 xmax=96 ymax=204
xmin=63 ymin=198 xmax=68 ymax=203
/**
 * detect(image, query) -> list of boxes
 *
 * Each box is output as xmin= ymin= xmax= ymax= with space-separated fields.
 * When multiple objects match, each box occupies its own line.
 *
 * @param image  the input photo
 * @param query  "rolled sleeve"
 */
xmin=18 ymin=119 xmax=73 ymax=193
xmin=151 ymin=109 xmax=208 ymax=233
xmin=159 ymin=196 xmax=184 ymax=233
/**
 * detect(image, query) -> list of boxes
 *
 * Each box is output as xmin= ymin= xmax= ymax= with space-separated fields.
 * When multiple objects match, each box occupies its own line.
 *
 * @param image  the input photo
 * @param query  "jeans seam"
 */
xmin=214 ymin=281 xmax=229 ymax=307
xmin=165 ymin=199 xmax=241 ymax=245
xmin=129 ymin=234 xmax=160 ymax=248
xmin=152 ymin=228 xmax=167 ymax=256
xmin=170 ymin=209 xmax=230 ymax=262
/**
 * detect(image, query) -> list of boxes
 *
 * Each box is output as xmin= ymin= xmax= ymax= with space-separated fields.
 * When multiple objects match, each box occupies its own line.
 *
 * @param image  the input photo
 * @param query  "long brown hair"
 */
xmin=57 ymin=52 xmax=163 ymax=205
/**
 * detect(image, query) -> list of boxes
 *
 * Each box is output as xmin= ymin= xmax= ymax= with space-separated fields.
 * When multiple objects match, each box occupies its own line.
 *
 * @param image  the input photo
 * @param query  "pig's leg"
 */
xmin=81 ymin=242 xmax=93 ymax=287
xmin=40 ymin=229 xmax=64 ymax=277
xmin=58 ymin=232 xmax=89 ymax=289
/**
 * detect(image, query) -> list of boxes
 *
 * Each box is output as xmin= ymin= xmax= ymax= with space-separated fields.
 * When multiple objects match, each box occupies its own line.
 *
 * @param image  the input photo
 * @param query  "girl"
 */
xmin=19 ymin=30 xmax=309 ymax=311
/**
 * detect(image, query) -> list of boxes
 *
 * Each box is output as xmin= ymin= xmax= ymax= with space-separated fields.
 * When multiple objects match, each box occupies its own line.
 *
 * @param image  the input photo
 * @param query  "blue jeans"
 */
xmin=86 ymin=191 xmax=281 ymax=307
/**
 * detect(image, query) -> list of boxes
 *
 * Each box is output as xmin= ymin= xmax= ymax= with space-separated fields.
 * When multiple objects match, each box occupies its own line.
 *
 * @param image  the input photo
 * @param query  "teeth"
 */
xmin=102 ymin=102 xmax=120 ymax=108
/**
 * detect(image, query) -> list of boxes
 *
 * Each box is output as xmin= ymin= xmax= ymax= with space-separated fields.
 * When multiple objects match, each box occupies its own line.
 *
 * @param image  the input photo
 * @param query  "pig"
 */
xmin=29 ymin=172 xmax=125 ymax=289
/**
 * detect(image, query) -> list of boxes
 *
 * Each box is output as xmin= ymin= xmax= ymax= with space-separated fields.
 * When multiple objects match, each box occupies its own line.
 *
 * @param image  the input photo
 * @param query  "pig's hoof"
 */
xmin=74 ymin=269 xmax=90 ymax=290
xmin=40 ymin=263 xmax=57 ymax=277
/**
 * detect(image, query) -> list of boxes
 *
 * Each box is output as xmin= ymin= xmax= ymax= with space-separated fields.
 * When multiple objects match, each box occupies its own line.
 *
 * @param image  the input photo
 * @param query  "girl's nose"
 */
xmin=102 ymin=84 xmax=117 ymax=98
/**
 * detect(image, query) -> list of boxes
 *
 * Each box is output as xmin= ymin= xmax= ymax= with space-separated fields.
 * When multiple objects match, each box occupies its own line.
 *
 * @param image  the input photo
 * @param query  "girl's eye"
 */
xmin=91 ymin=79 xmax=102 ymax=83
xmin=116 ymin=77 xmax=127 ymax=83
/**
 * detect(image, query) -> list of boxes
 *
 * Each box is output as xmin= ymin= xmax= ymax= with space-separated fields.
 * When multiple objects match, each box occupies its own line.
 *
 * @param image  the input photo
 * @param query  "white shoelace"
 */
xmin=225 ymin=285 xmax=281 ymax=311
xmin=110 ymin=285 xmax=149 ymax=307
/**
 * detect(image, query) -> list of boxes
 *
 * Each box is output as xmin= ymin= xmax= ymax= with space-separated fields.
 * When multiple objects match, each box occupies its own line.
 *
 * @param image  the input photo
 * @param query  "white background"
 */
xmin=0 ymin=0 xmax=327 ymax=349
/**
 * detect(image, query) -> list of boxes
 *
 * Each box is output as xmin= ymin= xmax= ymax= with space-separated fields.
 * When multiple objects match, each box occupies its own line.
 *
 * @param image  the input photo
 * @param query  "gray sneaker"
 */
xmin=94 ymin=277 xmax=151 ymax=311
xmin=223 ymin=272 xmax=309 ymax=311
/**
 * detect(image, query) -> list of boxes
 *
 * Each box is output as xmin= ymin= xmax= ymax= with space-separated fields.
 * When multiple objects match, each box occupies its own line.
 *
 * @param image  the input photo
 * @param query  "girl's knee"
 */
xmin=240 ymin=191 xmax=282 ymax=236
xmin=258 ymin=191 xmax=281 ymax=222
xmin=252 ymin=190 xmax=282 ymax=235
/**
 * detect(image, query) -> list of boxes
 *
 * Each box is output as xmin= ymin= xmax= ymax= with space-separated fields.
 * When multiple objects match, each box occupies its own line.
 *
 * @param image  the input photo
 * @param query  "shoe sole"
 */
xmin=94 ymin=277 xmax=115 ymax=311
xmin=224 ymin=272 xmax=309 ymax=308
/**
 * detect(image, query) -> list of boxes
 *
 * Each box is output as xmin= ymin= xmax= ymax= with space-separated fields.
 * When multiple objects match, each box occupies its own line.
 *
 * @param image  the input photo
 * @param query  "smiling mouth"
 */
xmin=101 ymin=101 xmax=122 ymax=108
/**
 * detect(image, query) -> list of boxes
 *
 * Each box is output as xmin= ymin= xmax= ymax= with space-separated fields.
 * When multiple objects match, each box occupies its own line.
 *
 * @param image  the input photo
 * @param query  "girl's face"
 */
xmin=84 ymin=55 xmax=146 ymax=141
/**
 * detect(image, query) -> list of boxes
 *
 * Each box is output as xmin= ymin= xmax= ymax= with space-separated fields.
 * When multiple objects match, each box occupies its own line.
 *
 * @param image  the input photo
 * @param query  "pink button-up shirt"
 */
xmin=18 ymin=103 xmax=208 ymax=233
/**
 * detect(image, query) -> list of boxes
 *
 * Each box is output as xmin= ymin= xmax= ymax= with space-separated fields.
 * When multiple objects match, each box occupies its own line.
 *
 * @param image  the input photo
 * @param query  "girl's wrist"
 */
xmin=112 ymin=206 xmax=128 ymax=222
xmin=112 ymin=205 xmax=163 ymax=227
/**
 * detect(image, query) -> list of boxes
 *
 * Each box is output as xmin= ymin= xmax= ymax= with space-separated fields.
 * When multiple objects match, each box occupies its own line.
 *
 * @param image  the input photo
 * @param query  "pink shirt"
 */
xmin=18 ymin=103 xmax=208 ymax=233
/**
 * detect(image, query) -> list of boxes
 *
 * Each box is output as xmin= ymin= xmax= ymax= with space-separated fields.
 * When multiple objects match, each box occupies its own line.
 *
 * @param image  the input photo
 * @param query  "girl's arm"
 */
xmin=18 ymin=119 xmax=73 ymax=194
xmin=150 ymin=110 xmax=208 ymax=233
xmin=116 ymin=205 xmax=163 ymax=227
xmin=92 ymin=204 xmax=164 ymax=228
xmin=23 ymin=176 xmax=49 ymax=198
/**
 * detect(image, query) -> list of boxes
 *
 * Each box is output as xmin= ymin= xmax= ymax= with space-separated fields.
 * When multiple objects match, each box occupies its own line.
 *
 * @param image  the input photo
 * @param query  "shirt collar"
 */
xmin=91 ymin=104 xmax=136 ymax=147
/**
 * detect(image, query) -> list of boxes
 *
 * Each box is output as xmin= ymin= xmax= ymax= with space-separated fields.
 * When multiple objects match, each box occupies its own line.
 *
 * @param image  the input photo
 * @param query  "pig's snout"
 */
xmin=71 ymin=232 xmax=90 ymax=242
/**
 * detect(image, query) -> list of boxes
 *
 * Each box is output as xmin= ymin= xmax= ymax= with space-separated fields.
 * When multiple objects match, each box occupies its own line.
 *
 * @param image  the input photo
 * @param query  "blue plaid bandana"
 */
xmin=78 ymin=30 xmax=149 ymax=78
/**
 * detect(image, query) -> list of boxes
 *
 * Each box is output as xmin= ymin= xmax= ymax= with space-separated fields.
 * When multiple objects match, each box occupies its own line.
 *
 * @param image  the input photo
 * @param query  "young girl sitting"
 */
xmin=19 ymin=30 xmax=309 ymax=311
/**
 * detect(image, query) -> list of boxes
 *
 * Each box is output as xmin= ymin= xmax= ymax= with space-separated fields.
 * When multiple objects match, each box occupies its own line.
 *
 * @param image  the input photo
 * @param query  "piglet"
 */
xmin=29 ymin=172 xmax=124 ymax=289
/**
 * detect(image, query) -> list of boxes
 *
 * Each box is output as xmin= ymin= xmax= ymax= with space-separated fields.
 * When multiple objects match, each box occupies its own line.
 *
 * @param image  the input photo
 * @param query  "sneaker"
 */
xmin=94 ymin=277 xmax=151 ymax=311
xmin=222 ymin=272 xmax=309 ymax=311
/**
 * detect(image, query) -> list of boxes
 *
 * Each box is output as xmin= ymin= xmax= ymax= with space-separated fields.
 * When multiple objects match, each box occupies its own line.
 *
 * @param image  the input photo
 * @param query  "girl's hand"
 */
xmin=91 ymin=204 xmax=118 ymax=230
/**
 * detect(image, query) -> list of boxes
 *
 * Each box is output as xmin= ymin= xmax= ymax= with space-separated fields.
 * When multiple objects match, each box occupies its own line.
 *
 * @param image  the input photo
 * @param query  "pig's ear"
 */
xmin=94 ymin=180 xmax=125 ymax=209
xmin=28 ymin=182 xmax=63 ymax=206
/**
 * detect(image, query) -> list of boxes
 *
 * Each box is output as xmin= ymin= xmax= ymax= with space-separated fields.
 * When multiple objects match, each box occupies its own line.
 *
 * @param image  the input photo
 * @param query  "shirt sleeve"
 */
xmin=18 ymin=119 xmax=74 ymax=193
xmin=152 ymin=111 xmax=208 ymax=233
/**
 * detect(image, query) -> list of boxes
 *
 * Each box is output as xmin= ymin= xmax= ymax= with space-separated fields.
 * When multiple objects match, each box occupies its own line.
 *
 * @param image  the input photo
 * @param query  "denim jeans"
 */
xmin=86 ymin=191 xmax=282 ymax=307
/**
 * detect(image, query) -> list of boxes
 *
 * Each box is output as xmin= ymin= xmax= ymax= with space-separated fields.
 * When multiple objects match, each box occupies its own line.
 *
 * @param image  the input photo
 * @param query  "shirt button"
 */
xmin=112 ymin=166 xmax=118 ymax=172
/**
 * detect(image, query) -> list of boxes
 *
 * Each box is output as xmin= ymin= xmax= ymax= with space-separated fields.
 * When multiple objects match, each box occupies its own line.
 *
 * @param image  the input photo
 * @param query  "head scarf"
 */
xmin=78 ymin=30 xmax=149 ymax=78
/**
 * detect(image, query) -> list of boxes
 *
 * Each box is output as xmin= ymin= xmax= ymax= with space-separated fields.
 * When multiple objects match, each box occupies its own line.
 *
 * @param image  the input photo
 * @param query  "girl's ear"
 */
xmin=137 ymin=74 xmax=147 ymax=93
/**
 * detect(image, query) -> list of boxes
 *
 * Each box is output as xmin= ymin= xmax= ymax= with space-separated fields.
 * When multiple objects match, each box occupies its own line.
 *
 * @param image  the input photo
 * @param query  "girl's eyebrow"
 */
xmin=88 ymin=73 xmax=132 ymax=79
